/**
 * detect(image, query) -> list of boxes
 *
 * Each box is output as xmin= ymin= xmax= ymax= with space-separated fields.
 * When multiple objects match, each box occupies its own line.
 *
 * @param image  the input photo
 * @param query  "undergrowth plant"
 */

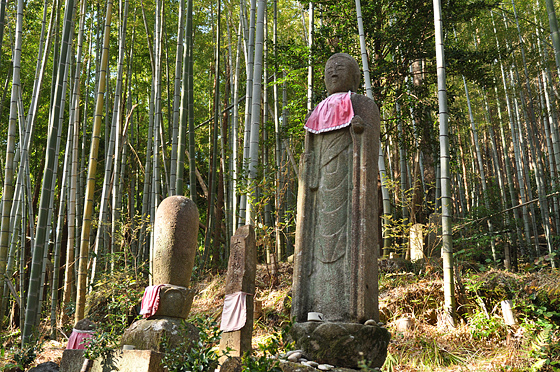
xmin=466 ymin=311 xmax=508 ymax=341
xmin=381 ymin=351 xmax=398 ymax=372
xmin=161 ymin=315 xmax=224 ymax=372
xmin=239 ymin=318 xmax=294 ymax=371
xmin=527 ymin=325 xmax=560 ymax=372
xmin=384 ymin=334 xmax=465 ymax=371
xmin=518 ymin=298 xmax=560 ymax=371
xmin=83 ymin=263 xmax=145 ymax=361
xmin=241 ymin=344 xmax=282 ymax=372
xmin=1 ymin=336 xmax=44 ymax=371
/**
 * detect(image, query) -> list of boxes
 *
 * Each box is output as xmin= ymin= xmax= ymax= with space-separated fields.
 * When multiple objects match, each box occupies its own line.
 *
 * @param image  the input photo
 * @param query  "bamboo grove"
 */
xmin=1 ymin=0 xmax=560 ymax=345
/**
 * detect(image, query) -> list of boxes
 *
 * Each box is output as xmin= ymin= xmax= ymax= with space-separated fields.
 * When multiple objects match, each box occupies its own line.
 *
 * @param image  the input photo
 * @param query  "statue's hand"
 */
xmin=351 ymin=115 xmax=365 ymax=134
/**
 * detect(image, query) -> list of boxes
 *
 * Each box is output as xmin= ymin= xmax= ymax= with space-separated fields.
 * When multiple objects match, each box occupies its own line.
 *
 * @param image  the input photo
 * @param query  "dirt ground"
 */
xmin=2 ymin=260 xmax=559 ymax=371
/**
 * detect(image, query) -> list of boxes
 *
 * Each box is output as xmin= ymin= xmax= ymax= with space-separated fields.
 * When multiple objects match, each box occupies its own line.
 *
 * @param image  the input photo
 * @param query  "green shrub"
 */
xmin=2 ymin=337 xmax=44 ymax=371
xmin=161 ymin=315 xmax=224 ymax=372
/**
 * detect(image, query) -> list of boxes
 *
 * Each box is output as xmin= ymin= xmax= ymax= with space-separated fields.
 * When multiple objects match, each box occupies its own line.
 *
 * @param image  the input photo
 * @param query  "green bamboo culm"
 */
xmin=23 ymin=0 xmax=75 ymax=344
xmin=432 ymin=0 xmax=455 ymax=326
xmin=75 ymin=0 xmax=113 ymax=323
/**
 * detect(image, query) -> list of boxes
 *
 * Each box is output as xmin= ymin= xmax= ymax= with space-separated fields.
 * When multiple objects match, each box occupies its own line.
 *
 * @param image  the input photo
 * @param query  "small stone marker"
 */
xmin=501 ymin=300 xmax=516 ymax=325
xmin=219 ymin=225 xmax=257 ymax=359
xmin=409 ymin=223 xmax=425 ymax=262
xmin=60 ymin=350 xmax=167 ymax=372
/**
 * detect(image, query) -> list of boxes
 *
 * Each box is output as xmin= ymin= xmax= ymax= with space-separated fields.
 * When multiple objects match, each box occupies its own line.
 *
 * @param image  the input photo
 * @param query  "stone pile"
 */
xmin=274 ymin=350 xmax=382 ymax=372
xmin=281 ymin=350 xmax=334 ymax=370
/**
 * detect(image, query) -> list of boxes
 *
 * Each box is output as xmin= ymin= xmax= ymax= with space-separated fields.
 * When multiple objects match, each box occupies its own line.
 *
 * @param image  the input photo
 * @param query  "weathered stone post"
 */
xmin=121 ymin=196 xmax=199 ymax=351
xmin=61 ymin=196 xmax=200 ymax=372
xmin=219 ymin=225 xmax=257 ymax=361
xmin=410 ymin=223 xmax=425 ymax=262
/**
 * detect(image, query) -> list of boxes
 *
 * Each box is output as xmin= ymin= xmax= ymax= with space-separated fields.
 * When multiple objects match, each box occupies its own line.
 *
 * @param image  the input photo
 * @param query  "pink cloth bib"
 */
xmin=66 ymin=329 xmax=94 ymax=350
xmin=220 ymin=292 xmax=252 ymax=332
xmin=140 ymin=284 xmax=164 ymax=318
xmin=305 ymin=92 xmax=354 ymax=134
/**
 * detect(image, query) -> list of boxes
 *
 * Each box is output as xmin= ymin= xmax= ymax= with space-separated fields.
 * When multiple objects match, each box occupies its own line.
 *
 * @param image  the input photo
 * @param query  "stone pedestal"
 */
xmin=290 ymin=322 xmax=390 ymax=369
xmin=60 ymin=349 xmax=166 ymax=372
xmin=121 ymin=317 xmax=198 ymax=352
xmin=152 ymin=285 xmax=195 ymax=319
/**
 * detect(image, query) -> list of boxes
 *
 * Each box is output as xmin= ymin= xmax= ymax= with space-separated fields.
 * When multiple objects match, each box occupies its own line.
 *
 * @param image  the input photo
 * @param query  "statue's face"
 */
xmin=324 ymin=56 xmax=358 ymax=94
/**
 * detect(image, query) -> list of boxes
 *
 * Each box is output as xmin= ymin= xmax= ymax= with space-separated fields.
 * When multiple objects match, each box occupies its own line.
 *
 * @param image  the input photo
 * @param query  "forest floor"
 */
xmin=1 ymin=259 xmax=559 ymax=371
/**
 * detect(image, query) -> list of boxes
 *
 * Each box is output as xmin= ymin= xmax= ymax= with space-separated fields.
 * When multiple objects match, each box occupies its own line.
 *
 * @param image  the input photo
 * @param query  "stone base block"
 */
xmin=219 ymin=357 xmax=243 ymax=372
xmin=290 ymin=322 xmax=390 ymax=369
xmin=277 ymin=361 xmax=361 ymax=372
xmin=59 ymin=349 xmax=166 ymax=372
xmin=60 ymin=350 xmax=85 ymax=372
xmin=121 ymin=317 xmax=199 ymax=352
xmin=92 ymin=350 xmax=165 ymax=372
xmin=153 ymin=285 xmax=195 ymax=319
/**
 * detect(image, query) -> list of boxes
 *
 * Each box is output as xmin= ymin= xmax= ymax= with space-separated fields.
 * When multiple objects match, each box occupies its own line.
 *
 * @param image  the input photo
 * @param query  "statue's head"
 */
xmin=74 ymin=318 xmax=96 ymax=331
xmin=324 ymin=53 xmax=361 ymax=95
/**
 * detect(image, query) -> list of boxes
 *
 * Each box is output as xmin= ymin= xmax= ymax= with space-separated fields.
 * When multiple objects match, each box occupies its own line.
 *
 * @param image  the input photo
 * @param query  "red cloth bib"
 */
xmin=305 ymin=92 xmax=354 ymax=134
xmin=140 ymin=284 xmax=164 ymax=318
xmin=66 ymin=329 xmax=94 ymax=350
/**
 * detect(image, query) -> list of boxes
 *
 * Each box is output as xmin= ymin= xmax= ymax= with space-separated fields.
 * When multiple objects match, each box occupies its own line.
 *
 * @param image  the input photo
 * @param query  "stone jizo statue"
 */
xmin=292 ymin=53 xmax=381 ymax=324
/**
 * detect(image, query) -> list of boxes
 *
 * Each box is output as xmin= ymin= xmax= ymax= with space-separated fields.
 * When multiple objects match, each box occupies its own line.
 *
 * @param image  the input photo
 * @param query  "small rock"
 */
xmin=377 ymin=322 xmax=385 ymax=326
xmin=2 ymin=367 xmax=23 ymax=372
xmin=300 ymin=358 xmax=308 ymax=362
xmin=285 ymin=350 xmax=303 ymax=357
xmin=395 ymin=317 xmax=414 ymax=332
xmin=317 ymin=364 xmax=333 ymax=371
xmin=28 ymin=362 xmax=59 ymax=372
xmin=306 ymin=361 xmax=319 ymax=367
xmin=288 ymin=351 xmax=302 ymax=362
xmin=364 ymin=319 xmax=377 ymax=326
